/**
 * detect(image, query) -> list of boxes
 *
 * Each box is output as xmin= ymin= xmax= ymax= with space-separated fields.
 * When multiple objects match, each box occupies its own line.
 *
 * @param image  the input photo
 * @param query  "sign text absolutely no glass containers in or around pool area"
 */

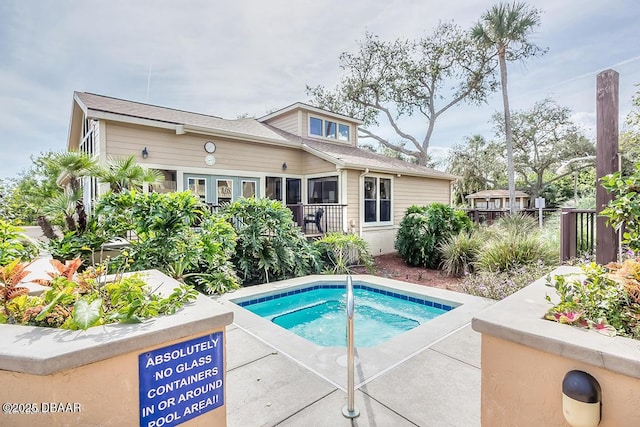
xmin=139 ymin=332 xmax=224 ymax=427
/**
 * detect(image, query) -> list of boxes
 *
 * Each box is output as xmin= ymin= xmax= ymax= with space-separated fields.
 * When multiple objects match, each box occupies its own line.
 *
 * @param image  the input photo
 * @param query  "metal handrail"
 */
xmin=342 ymin=275 xmax=359 ymax=419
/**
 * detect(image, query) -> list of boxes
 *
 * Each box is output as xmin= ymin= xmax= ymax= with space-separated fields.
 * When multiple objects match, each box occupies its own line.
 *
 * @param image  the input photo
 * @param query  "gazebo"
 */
xmin=465 ymin=189 xmax=530 ymax=210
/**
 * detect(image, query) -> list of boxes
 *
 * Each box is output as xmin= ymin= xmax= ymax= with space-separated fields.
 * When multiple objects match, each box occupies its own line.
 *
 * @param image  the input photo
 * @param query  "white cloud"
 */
xmin=0 ymin=0 xmax=639 ymax=178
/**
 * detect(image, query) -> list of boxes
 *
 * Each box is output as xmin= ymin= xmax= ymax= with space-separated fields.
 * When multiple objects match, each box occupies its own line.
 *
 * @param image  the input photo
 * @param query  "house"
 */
xmin=465 ymin=189 xmax=530 ymax=210
xmin=67 ymin=92 xmax=458 ymax=254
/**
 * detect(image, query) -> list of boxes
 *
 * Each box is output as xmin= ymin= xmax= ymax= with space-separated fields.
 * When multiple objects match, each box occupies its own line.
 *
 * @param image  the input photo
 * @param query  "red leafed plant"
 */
xmin=33 ymin=258 xmax=83 ymax=286
xmin=0 ymin=259 xmax=31 ymax=302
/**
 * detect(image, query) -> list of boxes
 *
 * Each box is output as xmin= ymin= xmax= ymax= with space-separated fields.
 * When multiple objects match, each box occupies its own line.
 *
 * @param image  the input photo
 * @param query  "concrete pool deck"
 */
xmin=216 ymin=275 xmax=495 ymax=426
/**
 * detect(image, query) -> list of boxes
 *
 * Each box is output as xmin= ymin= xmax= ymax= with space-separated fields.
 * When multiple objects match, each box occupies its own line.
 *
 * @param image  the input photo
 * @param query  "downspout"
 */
xmin=358 ymin=168 xmax=369 ymax=237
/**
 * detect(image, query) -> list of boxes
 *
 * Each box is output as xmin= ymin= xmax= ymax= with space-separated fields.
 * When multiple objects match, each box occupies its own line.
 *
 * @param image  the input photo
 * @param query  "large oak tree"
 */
xmin=493 ymin=98 xmax=595 ymax=200
xmin=307 ymin=22 xmax=497 ymax=166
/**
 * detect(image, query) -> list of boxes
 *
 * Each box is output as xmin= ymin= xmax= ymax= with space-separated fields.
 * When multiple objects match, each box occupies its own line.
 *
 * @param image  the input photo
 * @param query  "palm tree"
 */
xmin=54 ymin=151 xmax=96 ymax=233
xmin=90 ymin=155 xmax=162 ymax=193
xmin=41 ymin=151 xmax=96 ymax=234
xmin=472 ymin=2 xmax=544 ymax=213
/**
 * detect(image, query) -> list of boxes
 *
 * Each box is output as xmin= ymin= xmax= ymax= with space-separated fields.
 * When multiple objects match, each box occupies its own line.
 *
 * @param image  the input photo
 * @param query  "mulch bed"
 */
xmin=352 ymin=253 xmax=462 ymax=292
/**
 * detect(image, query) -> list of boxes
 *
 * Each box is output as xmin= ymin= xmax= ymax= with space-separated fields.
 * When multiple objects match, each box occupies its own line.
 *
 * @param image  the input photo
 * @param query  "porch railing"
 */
xmin=560 ymin=208 xmax=596 ymax=261
xmin=287 ymin=204 xmax=346 ymax=235
xmin=205 ymin=202 xmax=345 ymax=236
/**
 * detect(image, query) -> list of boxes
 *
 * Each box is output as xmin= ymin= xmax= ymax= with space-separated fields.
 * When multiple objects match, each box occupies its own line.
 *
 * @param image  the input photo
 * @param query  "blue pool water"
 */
xmin=235 ymin=282 xmax=455 ymax=347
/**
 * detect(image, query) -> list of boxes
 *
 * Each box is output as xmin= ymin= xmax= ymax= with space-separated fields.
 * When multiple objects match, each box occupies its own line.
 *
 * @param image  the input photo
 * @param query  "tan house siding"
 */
xmin=104 ymin=122 xmax=303 ymax=175
xmin=68 ymin=93 xmax=459 ymax=255
xmin=301 ymin=111 xmax=310 ymax=139
xmin=393 ymin=175 xmax=451 ymax=222
xmin=264 ymin=111 xmax=299 ymax=135
xmin=302 ymin=151 xmax=336 ymax=175
xmin=345 ymin=169 xmax=361 ymax=233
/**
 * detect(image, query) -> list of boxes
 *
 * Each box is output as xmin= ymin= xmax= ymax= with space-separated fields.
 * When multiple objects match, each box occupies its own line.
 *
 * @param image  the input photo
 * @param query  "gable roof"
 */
xmin=264 ymin=124 xmax=458 ymax=180
xmin=71 ymin=92 xmax=457 ymax=181
xmin=258 ymin=102 xmax=364 ymax=125
xmin=73 ymin=92 xmax=289 ymax=143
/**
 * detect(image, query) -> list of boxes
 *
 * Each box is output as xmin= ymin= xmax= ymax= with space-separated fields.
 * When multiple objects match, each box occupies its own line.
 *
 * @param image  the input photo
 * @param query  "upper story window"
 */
xmin=80 ymin=118 xmax=96 ymax=156
xmin=309 ymin=116 xmax=350 ymax=142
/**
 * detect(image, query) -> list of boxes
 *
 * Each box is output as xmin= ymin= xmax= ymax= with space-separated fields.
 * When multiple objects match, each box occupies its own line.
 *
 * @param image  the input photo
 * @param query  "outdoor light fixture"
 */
xmin=142 ymin=147 xmax=149 ymax=159
xmin=282 ymin=162 xmax=287 ymax=171
xmin=562 ymin=370 xmax=602 ymax=427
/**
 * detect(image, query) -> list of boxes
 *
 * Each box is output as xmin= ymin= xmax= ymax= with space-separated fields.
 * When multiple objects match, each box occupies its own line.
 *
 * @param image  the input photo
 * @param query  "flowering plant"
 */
xmin=545 ymin=257 xmax=640 ymax=338
xmin=1 ymin=257 xmax=198 ymax=330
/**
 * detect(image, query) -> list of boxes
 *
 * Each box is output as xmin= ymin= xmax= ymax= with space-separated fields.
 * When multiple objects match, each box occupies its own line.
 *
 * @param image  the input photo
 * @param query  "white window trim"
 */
xmin=307 ymin=116 xmax=350 ymax=143
xmin=362 ymin=175 xmax=393 ymax=227
xmin=187 ymin=176 xmax=208 ymax=203
xmin=306 ymin=174 xmax=341 ymax=205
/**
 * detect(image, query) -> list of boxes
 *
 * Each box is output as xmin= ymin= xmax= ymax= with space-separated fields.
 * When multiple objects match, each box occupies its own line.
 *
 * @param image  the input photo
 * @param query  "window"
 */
xmin=188 ymin=178 xmax=207 ymax=203
xmin=242 ymin=181 xmax=256 ymax=198
xmin=309 ymin=116 xmax=350 ymax=142
xmin=266 ymin=176 xmax=282 ymax=200
xmin=286 ymin=178 xmax=301 ymax=205
xmin=80 ymin=118 xmax=96 ymax=156
xmin=338 ymin=124 xmax=349 ymax=141
xmin=217 ymin=180 xmax=233 ymax=205
xmin=364 ymin=177 xmax=391 ymax=224
xmin=309 ymin=117 xmax=323 ymax=137
xmin=325 ymin=121 xmax=336 ymax=138
xmin=308 ymin=176 xmax=338 ymax=204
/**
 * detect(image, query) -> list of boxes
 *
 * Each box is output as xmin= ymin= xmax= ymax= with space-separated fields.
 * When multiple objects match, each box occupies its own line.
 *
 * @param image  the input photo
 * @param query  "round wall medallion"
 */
xmin=205 ymin=155 xmax=216 ymax=166
xmin=204 ymin=141 xmax=216 ymax=153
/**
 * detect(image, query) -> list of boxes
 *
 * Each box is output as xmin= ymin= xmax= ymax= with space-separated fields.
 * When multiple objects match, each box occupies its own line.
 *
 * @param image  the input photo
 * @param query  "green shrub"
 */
xmin=46 ymin=227 xmax=112 ymax=267
xmin=0 ymin=219 xmax=39 ymax=266
xmin=474 ymin=214 xmax=558 ymax=273
xmin=476 ymin=232 xmax=557 ymax=272
xmin=314 ymin=232 xmax=374 ymax=274
xmin=439 ymin=231 xmax=482 ymax=277
xmin=492 ymin=213 xmax=538 ymax=237
xmin=601 ymin=163 xmax=640 ymax=252
xmin=46 ymin=190 xmax=240 ymax=294
xmin=96 ymin=191 xmax=239 ymax=294
xmin=459 ymin=262 xmax=553 ymax=300
xmin=222 ymin=198 xmax=320 ymax=285
xmin=395 ymin=203 xmax=472 ymax=269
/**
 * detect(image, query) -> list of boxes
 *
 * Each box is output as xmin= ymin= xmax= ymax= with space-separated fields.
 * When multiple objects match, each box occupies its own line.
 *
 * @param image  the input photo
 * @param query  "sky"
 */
xmin=1 ymin=0 xmax=639 ymax=179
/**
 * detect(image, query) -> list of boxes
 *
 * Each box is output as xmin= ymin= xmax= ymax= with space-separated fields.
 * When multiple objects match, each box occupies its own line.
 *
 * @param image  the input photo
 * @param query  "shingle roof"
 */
xmin=466 ymin=189 xmax=530 ymax=199
xmin=74 ymin=92 xmax=288 ymax=142
xmin=264 ymin=124 xmax=457 ymax=180
xmin=74 ymin=92 xmax=457 ymax=180
xmin=304 ymin=140 xmax=457 ymax=180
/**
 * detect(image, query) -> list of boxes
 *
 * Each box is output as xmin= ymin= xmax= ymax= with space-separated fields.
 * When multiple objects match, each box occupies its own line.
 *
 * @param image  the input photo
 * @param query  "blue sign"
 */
xmin=139 ymin=332 xmax=224 ymax=427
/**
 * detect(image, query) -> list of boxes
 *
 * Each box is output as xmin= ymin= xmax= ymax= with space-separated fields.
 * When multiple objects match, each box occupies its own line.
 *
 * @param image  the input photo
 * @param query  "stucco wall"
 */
xmin=0 ymin=269 xmax=232 ymax=427
xmin=481 ymin=334 xmax=640 ymax=426
xmin=0 ymin=329 xmax=227 ymax=427
xmin=474 ymin=267 xmax=640 ymax=427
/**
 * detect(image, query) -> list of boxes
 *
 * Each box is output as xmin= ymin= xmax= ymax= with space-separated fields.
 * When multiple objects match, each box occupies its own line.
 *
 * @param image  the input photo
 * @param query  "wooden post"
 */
xmin=560 ymin=208 xmax=577 ymax=262
xmin=595 ymin=69 xmax=619 ymax=264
